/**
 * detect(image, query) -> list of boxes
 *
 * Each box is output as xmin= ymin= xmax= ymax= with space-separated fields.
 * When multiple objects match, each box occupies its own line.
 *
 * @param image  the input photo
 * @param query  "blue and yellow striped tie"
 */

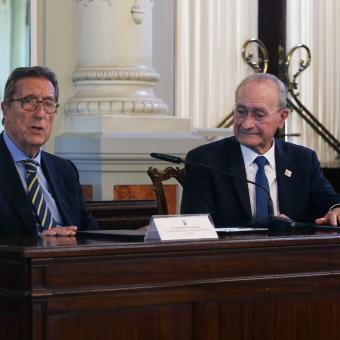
xmin=22 ymin=160 xmax=56 ymax=230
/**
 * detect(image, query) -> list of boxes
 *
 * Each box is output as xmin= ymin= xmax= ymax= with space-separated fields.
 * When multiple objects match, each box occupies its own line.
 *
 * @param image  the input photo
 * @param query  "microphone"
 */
xmin=150 ymin=153 xmax=182 ymax=164
xmin=150 ymin=152 xmax=340 ymax=232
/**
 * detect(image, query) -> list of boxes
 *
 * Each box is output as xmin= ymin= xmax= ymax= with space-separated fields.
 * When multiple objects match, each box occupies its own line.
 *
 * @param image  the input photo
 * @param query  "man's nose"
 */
xmin=241 ymin=113 xmax=256 ymax=128
xmin=33 ymin=102 xmax=47 ymax=116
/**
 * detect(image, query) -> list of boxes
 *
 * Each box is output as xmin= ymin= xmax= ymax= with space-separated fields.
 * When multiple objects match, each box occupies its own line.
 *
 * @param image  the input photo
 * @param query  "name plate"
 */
xmin=144 ymin=214 xmax=217 ymax=241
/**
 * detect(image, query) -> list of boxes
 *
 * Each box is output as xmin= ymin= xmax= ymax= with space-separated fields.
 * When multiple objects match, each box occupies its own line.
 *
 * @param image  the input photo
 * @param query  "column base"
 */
xmin=64 ymin=115 xmax=191 ymax=133
xmin=55 ymin=131 xmax=208 ymax=202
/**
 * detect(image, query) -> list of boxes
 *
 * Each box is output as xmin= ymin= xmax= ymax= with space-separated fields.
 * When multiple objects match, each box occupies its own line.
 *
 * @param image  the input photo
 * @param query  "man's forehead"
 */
xmin=239 ymin=79 xmax=278 ymax=92
xmin=237 ymin=81 xmax=280 ymax=105
xmin=15 ymin=77 xmax=55 ymax=95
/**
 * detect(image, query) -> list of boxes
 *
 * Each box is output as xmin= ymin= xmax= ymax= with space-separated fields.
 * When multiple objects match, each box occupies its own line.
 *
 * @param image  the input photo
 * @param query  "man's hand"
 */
xmin=315 ymin=207 xmax=340 ymax=226
xmin=40 ymin=226 xmax=78 ymax=237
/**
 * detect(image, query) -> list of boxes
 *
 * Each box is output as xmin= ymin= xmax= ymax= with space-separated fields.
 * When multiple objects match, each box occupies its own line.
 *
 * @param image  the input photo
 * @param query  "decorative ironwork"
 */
xmin=285 ymin=44 xmax=340 ymax=157
xmin=218 ymin=38 xmax=340 ymax=158
xmin=217 ymin=38 xmax=269 ymax=128
xmin=216 ymin=112 xmax=233 ymax=128
xmin=241 ymin=38 xmax=269 ymax=73
xmin=285 ymin=44 xmax=311 ymax=95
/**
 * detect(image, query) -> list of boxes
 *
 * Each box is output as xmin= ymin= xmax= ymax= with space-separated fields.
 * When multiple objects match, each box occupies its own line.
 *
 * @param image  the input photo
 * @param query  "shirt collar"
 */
xmin=240 ymin=139 xmax=276 ymax=169
xmin=3 ymin=130 xmax=42 ymax=165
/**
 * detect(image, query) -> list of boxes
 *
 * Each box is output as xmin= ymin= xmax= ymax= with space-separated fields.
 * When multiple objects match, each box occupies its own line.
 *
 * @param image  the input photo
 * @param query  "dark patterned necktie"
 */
xmin=254 ymin=156 xmax=270 ymax=218
xmin=22 ymin=160 xmax=56 ymax=230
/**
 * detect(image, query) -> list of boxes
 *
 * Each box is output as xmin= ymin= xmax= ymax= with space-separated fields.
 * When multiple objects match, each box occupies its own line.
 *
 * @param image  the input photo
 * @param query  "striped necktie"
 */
xmin=254 ymin=156 xmax=270 ymax=218
xmin=22 ymin=160 xmax=56 ymax=230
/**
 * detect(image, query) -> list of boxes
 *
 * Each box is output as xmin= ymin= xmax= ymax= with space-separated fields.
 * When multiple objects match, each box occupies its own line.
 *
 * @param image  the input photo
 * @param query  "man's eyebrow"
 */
xmin=236 ymin=104 xmax=267 ymax=111
xmin=252 ymin=107 xmax=267 ymax=111
xmin=43 ymin=95 xmax=56 ymax=100
xmin=19 ymin=95 xmax=36 ymax=99
xmin=20 ymin=94 xmax=55 ymax=100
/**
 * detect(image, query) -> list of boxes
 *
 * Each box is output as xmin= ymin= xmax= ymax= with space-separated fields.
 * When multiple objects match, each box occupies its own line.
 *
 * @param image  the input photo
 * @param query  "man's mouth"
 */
xmin=31 ymin=126 xmax=44 ymax=132
xmin=240 ymin=131 xmax=258 ymax=135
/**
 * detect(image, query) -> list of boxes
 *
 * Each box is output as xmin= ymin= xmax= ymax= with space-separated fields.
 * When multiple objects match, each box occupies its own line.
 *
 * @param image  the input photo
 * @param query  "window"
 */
xmin=0 ymin=0 xmax=30 ymax=102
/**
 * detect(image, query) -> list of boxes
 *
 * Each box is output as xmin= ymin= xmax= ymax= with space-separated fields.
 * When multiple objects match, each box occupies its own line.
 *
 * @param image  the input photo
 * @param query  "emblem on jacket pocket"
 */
xmin=284 ymin=169 xmax=292 ymax=177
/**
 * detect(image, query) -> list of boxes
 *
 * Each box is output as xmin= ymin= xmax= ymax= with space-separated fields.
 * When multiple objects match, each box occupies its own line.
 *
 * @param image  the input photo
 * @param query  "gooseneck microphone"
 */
xmin=151 ymin=153 xmax=183 ymax=164
xmin=150 ymin=152 xmax=275 ymax=216
xmin=150 ymin=152 xmax=340 ymax=232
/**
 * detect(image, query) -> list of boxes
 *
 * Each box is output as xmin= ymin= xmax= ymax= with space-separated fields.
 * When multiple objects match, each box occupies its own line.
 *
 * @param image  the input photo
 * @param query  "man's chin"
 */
xmin=238 ymin=136 xmax=260 ymax=148
xmin=27 ymin=133 xmax=49 ymax=145
xmin=237 ymin=138 xmax=264 ymax=153
xmin=26 ymin=138 xmax=47 ymax=151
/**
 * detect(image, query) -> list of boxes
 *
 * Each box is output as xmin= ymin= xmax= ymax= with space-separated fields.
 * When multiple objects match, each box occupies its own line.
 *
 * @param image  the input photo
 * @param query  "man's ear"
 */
xmin=278 ymin=108 xmax=289 ymax=129
xmin=1 ymin=102 xmax=6 ymax=114
xmin=1 ymin=102 xmax=8 ymax=125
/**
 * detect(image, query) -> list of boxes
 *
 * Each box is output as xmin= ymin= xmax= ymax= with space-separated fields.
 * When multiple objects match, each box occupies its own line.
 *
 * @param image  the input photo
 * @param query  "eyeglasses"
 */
xmin=10 ymin=97 xmax=59 ymax=114
xmin=234 ymin=104 xmax=279 ymax=122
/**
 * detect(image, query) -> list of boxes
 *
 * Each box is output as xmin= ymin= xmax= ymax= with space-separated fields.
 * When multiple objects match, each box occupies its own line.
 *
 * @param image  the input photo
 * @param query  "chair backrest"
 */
xmin=147 ymin=166 xmax=186 ymax=215
xmin=85 ymin=200 xmax=158 ymax=229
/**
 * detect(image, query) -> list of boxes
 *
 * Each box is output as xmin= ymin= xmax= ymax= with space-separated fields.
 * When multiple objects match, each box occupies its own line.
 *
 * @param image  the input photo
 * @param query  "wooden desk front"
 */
xmin=1 ymin=231 xmax=340 ymax=339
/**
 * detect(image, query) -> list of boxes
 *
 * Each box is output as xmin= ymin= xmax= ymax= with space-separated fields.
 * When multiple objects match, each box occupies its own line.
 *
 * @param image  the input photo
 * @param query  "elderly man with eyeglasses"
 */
xmin=0 ymin=66 xmax=98 ymax=237
xmin=181 ymin=73 xmax=340 ymax=227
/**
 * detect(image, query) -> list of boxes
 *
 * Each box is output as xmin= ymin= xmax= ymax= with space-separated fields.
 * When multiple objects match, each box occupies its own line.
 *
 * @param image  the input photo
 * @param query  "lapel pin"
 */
xmin=285 ymin=169 xmax=292 ymax=177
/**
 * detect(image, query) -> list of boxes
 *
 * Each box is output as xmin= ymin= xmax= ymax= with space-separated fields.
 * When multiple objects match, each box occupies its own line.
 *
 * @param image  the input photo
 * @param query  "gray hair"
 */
xmin=235 ymin=73 xmax=287 ymax=109
xmin=3 ymin=66 xmax=59 ymax=105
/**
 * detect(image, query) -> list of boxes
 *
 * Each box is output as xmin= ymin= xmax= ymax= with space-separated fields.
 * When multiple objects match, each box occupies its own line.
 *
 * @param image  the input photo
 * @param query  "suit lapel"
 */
xmin=225 ymin=140 xmax=252 ymax=219
xmin=41 ymin=154 xmax=71 ymax=226
xmin=0 ymin=134 xmax=36 ymax=234
xmin=275 ymin=139 xmax=294 ymax=216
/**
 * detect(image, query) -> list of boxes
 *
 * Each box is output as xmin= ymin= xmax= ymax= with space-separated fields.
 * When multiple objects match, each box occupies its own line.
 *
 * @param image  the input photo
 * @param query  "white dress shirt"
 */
xmin=240 ymin=141 xmax=279 ymax=217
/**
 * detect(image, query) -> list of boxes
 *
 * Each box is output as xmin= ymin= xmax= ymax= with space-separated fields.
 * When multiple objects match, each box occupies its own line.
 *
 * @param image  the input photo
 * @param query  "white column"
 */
xmin=64 ymin=0 xmax=189 ymax=133
xmin=55 ymin=0 xmax=202 ymax=201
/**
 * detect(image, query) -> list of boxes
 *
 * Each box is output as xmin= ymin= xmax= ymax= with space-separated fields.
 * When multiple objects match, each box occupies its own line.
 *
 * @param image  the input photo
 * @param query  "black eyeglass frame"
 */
xmin=10 ymin=97 xmax=60 ymax=114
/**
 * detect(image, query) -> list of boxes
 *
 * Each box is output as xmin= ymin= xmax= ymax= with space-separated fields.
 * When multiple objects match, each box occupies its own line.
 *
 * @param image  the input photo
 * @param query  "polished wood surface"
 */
xmin=1 ymin=230 xmax=340 ymax=339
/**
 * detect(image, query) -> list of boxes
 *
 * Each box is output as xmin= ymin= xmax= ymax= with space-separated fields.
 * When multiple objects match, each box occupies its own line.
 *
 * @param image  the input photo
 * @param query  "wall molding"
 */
xmin=73 ymin=67 xmax=160 ymax=83
xmin=77 ymin=0 xmax=112 ymax=7
xmin=65 ymin=98 xmax=168 ymax=115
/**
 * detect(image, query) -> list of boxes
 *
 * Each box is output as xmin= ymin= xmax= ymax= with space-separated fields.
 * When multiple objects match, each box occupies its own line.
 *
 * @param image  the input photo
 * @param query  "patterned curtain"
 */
xmin=175 ymin=0 xmax=258 ymax=128
xmin=286 ymin=0 xmax=340 ymax=164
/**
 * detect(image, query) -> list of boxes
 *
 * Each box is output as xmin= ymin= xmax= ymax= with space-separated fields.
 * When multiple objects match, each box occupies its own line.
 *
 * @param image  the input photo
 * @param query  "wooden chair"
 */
xmin=147 ymin=166 xmax=186 ymax=215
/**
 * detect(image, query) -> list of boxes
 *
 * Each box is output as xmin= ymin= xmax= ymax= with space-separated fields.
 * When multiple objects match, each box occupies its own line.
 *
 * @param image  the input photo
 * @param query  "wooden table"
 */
xmin=1 ymin=230 xmax=340 ymax=339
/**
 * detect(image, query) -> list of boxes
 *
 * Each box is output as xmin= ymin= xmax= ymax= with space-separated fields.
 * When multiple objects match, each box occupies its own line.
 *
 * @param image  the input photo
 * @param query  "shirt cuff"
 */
xmin=329 ymin=203 xmax=340 ymax=211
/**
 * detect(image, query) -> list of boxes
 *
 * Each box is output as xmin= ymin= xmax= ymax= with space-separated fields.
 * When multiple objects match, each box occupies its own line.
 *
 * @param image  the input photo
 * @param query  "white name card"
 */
xmin=144 ymin=214 xmax=218 ymax=241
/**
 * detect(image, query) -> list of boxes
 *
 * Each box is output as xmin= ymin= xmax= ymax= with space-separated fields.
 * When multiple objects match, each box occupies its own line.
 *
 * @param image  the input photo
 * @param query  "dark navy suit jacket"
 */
xmin=0 ymin=134 xmax=98 ymax=237
xmin=181 ymin=136 xmax=340 ymax=227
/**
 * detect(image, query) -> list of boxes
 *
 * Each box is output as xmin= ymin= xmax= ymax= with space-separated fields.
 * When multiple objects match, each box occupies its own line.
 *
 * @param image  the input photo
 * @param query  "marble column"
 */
xmin=55 ymin=0 xmax=205 ymax=202
xmin=64 ymin=0 xmax=189 ymax=132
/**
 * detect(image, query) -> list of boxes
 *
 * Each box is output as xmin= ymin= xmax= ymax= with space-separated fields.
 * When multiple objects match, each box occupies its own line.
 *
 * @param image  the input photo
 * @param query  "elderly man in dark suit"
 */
xmin=0 ymin=66 xmax=97 ymax=237
xmin=181 ymin=73 xmax=340 ymax=227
